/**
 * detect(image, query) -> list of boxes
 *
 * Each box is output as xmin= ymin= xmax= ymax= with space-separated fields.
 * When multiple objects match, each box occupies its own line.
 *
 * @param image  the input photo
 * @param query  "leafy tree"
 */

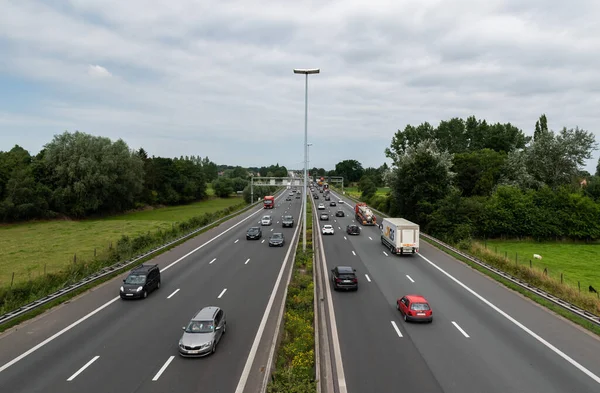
xmin=231 ymin=177 xmax=248 ymax=192
xmin=202 ymin=157 xmax=219 ymax=182
xmin=213 ymin=177 xmax=234 ymax=197
xmin=452 ymin=149 xmax=507 ymax=197
xmin=43 ymin=131 xmax=144 ymax=217
xmin=334 ymin=159 xmax=364 ymax=184
xmin=389 ymin=140 xmax=455 ymax=226
xmin=358 ymin=176 xmax=376 ymax=199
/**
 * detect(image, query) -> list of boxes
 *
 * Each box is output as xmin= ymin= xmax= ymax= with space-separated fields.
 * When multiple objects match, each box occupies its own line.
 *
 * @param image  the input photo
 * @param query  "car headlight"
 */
xmin=201 ymin=341 xmax=212 ymax=348
xmin=179 ymin=340 xmax=184 ymax=348
xmin=136 ymin=286 xmax=143 ymax=292
xmin=120 ymin=286 xmax=124 ymax=292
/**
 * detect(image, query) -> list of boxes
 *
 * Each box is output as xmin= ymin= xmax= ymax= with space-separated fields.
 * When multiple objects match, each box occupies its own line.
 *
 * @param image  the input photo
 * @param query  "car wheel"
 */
xmin=157 ymin=281 xmax=161 ymax=289
xmin=143 ymin=290 xmax=148 ymax=299
xmin=404 ymin=314 xmax=408 ymax=322
xmin=223 ymin=322 xmax=227 ymax=334
xmin=396 ymin=302 xmax=400 ymax=310
xmin=212 ymin=342 xmax=217 ymax=354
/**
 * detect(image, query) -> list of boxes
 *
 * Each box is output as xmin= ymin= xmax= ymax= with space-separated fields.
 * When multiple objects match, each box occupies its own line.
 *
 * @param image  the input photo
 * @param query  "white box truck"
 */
xmin=381 ymin=218 xmax=419 ymax=255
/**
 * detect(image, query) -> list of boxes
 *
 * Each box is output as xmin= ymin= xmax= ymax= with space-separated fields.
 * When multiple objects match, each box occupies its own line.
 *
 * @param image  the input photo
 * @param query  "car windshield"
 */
xmin=324 ymin=225 xmax=332 ymax=229
xmin=262 ymin=216 xmax=270 ymax=220
xmin=411 ymin=303 xmax=430 ymax=311
xmin=185 ymin=320 xmax=214 ymax=333
xmin=248 ymin=227 xmax=259 ymax=233
xmin=284 ymin=216 xmax=293 ymax=220
xmin=339 ymin=274 xmax=355 ymax=279
xmin=124 ymin=274 xmax=146 ymax=285
xmin=272 ymin=233 xmax=283 ymax=239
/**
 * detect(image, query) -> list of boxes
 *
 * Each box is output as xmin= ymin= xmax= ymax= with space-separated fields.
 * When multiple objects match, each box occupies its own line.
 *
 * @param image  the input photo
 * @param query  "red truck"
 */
xmin=264 ymin=195 xmax=275 ymax=209
xmin=355 ymin=202 xmax=377 ymax=225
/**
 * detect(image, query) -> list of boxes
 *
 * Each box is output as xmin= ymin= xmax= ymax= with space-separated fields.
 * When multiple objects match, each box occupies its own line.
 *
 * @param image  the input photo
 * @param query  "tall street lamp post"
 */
xmin=293 ymin=68 xmax=320 ymax=251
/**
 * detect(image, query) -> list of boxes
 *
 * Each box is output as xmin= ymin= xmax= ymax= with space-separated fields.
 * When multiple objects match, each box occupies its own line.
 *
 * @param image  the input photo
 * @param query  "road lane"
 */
xmin=0 ymin=190 xmax=303 ymax=393
xmin=321 ymin=190 xmax=600 ymax=393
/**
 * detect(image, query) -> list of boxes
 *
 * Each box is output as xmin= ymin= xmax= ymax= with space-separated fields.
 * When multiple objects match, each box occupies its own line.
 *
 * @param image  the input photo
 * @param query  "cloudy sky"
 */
xmin=1 ymin=0 xmax=599 ymax=173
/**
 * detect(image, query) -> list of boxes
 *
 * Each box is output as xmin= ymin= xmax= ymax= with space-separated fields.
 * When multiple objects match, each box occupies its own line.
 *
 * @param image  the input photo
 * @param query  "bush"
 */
xmin=0 ymin=200 xmax=249 ymax=316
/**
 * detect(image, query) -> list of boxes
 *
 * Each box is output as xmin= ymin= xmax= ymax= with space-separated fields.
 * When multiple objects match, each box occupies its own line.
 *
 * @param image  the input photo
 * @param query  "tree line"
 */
xmin=333 ymin=115 xmax=600 ymax=242
xmin=0 ymin=131 xmax=284 ymax=222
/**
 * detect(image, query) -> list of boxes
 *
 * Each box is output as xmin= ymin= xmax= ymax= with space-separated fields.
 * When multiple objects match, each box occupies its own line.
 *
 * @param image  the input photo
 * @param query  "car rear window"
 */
xmin=339 ymin=273 xmax=355 ymax=279
xmin=410 ymin=303 xmax=430 ymax=311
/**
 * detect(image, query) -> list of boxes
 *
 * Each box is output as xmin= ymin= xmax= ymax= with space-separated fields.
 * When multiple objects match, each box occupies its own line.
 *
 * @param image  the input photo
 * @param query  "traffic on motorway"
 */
xmin=313 ymin=181 xmax=600 ymax=393
xmin=0 ymin=189 xmax=304 ymax=393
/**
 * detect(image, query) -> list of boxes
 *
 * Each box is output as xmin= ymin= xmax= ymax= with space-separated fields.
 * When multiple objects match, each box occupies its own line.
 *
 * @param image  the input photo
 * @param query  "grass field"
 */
xmin=0 ymin=196 xmax=244 ymax=287
xmin=474 ymin=240 xmax=600 ymax=291
xmin=342 ymin=186 xmax=390 ymax=199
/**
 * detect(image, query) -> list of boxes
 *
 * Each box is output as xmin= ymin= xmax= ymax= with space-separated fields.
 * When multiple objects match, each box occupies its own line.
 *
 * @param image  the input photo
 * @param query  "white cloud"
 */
xmin=87 ymin=64 xmax=112 ymax=78
xmin=0 ymin=0 xmax=599 ymax=171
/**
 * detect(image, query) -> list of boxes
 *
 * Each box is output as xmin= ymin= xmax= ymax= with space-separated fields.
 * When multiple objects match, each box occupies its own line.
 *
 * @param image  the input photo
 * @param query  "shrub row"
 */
xmin=0 ymin=200 xmax=249 ymax=316
xmin=268 ymin=201 xmax=316 ymax=393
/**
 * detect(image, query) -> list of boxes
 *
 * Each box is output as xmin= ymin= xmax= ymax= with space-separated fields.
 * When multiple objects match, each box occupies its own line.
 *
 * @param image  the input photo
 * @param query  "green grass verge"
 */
xmin=0 ymin=199 xmax=251 ymax=325
xmin=0 ymin=197 xmax=243 ymax=287
xmin=268 ymin=200 xmax=316 ymax=393
xmin=342 ymin=186 xmax=390 ymax=199
xmin=473 ymin=239 xmax=600 ymax=291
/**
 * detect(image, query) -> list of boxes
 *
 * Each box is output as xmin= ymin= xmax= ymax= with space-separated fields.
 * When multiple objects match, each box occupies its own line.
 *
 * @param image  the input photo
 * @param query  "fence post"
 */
xmin=10 ymin=272 xmax=15 ymax=288
xmin=515 ymin=252 xmax=518 ymax=265
xmin=543 ymin=267 xmax=547 ymax=275
xmin=504 ymin=251 xmax=507 ymax=260
xmin=530 ymin=260 xmax=532 ymax=268
xmin=74 ymin=253 xmax=77 ymax=264
xmin=94 ymin=248 xmax=97 ymax=257
xmin=560 ymin=273 xmax=563 ymax=284
xmin=578 ymin=281 xmax=581 ymax=292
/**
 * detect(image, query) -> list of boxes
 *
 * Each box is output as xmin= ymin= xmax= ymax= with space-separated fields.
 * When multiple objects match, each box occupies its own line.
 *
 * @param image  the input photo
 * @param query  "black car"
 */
xmin=282 ymin=215 xmax=294 ymax=228
xmin=320 ymin=213 xmax=329 ymax=221
xmin=331 ymin=266 xmax=358 ymax=291
xmin=269 ymin=233 xmax=285 ymax=247
xmin=296 ymin=194 xmax=301 ymax=199
xmin=325 ymin=196 xmax=330 ymax=201
xmin=346 ymin=224 xmax=360 ymax=235
xmin=330 ymin=201 xmax=336 ymax=206
xmin=313 ymin=195 xmax=319 ymax=199
xmin=120 ymin=264 xmax=161 ymax=299
xmin=246 ymin=227 xmax=262 ymax=240
xmin=335 ymin=210 xmax=345 ymax=217
xmin=286 ymin=196 xmax=292 ymax=201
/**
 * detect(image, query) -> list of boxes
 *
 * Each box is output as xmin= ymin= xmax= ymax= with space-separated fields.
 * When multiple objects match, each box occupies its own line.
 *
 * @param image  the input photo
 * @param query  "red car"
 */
xmin=397 ymin=295 xmax=433 ymax=323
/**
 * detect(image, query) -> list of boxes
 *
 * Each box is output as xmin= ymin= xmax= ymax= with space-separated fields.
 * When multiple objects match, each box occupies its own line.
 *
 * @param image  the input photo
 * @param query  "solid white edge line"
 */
xmin=418 ymin=253 xmax=600 ymax=385
xmin=209 ymin=258 xmax=217 ymax=264
xmin=235 ymin=202 xmax=303 ymax=393
xmin=452 ymin=321 xmax=470 ymax=338
xmin=66 ymin=355 xmax=100 ymax=381
xmin=245 ymin=258 xmax=250 ymax=265
xmin=315 ymin=202 xmax=348 ymax=393
xmin=152 ymin=356 xmax=175 ymax=381
xmin=406 ymin=275 xmax=415 ymax=283
xmin=391 ymin=321 xmax=403 ymax=338
xmin=217 ymin=288 xmax=227 ymax=298
xmin=167 ymin=289 xmax=180 ymax=299
xmin=352 ymin=251 xmax=356 ymax=256
xmin=365 ymin=274 xmax=371 ymax=282
xmin=0 ymin=296 xmax=119 ymax=374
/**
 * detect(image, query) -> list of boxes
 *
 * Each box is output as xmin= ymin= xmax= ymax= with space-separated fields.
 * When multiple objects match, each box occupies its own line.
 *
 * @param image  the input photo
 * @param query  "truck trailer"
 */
xmin=381 ymin=218 xmax=419 ymax=255
xmin=355 ymin=202 xmax=377 ymax=225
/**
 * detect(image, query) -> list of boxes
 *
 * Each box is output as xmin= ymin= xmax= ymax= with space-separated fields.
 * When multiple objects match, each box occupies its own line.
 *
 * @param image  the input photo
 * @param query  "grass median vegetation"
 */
xmin=268 ymin=200 xmax=316 ymax=393
xmin=0 ymin=197 xmax=248 ymax=317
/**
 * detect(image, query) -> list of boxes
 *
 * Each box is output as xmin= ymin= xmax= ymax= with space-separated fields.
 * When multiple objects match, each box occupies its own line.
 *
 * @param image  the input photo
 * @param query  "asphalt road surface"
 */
xmin=0 ymin=190 xmax=303 ymax=393
xmin=317 ymin=190 xmax=600 ymax=393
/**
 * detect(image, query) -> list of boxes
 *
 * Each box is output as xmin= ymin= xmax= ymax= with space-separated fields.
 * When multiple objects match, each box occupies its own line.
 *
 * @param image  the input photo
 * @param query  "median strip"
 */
xmin=268 ymin=198 xmax=316 ymax=393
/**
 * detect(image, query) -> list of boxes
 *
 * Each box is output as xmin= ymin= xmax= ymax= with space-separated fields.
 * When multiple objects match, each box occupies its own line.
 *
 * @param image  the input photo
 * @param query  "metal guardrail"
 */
xmin=0 ymin=195 xmax=278 ymax=326
xmin=330 ymin=188 xmax=600 ymax=327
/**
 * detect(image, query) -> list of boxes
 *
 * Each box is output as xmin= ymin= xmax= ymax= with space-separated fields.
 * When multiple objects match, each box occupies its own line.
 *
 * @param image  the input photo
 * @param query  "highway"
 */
xmin=0 ymin=189 xmax=302 ymax=393
xmin=316 ymin=189 xmax=600 ymax=393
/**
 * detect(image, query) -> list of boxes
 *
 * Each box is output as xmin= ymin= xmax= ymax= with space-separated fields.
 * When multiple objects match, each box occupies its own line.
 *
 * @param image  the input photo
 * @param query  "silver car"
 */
xmin=261 ymin=215 xmax=272 ymax=225
xmin=179 ymin=306 xmax=226 ymax=357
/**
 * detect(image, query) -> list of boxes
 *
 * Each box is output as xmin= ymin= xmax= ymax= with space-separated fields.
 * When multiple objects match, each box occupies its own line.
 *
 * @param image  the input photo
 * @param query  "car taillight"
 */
xmin=352 ymin=278 xmax=358 ymax=283
xmin=335 ymin=278 xmax=341 ymax=283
